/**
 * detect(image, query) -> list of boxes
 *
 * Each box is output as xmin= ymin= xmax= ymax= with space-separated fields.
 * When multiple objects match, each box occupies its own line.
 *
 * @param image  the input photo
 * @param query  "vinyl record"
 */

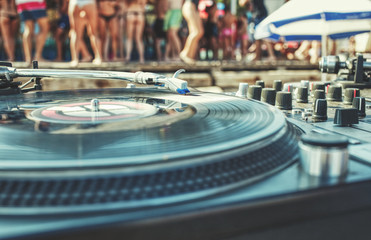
xmin=0 ymin=88 xmax=301 ymax=215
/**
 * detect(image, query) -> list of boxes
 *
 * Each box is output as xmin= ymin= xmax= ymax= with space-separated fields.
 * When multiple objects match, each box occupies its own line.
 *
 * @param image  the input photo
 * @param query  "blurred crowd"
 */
xmin=0 ymin=0 xmax=358 ymax=65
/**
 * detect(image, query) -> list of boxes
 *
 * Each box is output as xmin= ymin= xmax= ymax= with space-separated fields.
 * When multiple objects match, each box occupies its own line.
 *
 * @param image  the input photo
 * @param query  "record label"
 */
xmin=30 ymin=101 xmax=158 ymax=124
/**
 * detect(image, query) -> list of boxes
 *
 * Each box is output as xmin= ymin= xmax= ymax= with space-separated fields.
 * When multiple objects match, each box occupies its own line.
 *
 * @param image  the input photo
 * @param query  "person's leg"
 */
xmin=155 ymin=37 xmax=163 ymax=61
xmin=125 ymin=14 xmax=135 ymax=61
xmin=83 ymin=3 xmax=102 ymax=64
xmin=241 ymin=37 xmax=248 ymax=59
xmin=80 ymin=18 xmax=93 ymax=61
xmin=34 ymin=16 xmax=49 ymax=61
xmin=224 ymin=36 xmax=232 ymax=60
xmin=265 ymin=40 xmax=276 ymax=61
xmin=55 ymin=27 xmax=64 ymax=61
xmin=310 ymin=40 xmax=320 ymax=64
xmin=117 ymin=16 xmax=125 ymax=59
xmin=80 ymin=37 xmax=93 ymax=61
xmin=0 ymin=17 xmax=15 ymax=61
xmin=23 ymin=20 xmax=34 ymax=63
xmin=69 ymin=2 xmax=79 ymax=65
xmin=109 ymin=17 xmax=119 ymax=60
xmin=164 ymin=39 xmax=172 ymax=61
xmin=254 ymin=39 xmax=262 ymax=60
xmin=9 ymin=18 xmax=19 ymax=60
xmin=295 ymin=40 xmax=309 ymax=60
xmin=211 ymin=37 xmax=218 ymax=60
xmin=181 ymin=2 xmax=203 ymax=61
xmin=168 ymin=28 xmax=181 ymax=60
xmin=97 ymin=16 xmax=107 ymax=60
xmin=134 ymin=15 xmax=145 ymax=63
xmin=166 ymin=10 xmax=182 ymax=60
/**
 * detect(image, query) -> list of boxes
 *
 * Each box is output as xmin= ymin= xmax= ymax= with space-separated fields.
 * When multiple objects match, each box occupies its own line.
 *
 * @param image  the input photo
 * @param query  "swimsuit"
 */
xmin=204 ymin=21 xmax=218 ymax=38
xmin=97 ymin=0 xmax=118 ymax=23
xmin=75 ymin=0 xmax=95 ymax=8
xmin=99 ymin=13 xmax=117 ymax=23
xmin=163 ymin=9 xmax=182 ymax=31
xmin=126 ymin=11 xmax=145 ymax=17
xmin=154 ymin=18 xmax=166 ymax=38
xmin=222 ymin=28 xmax=233 ymax=37
xmin=15 ymin=0 xmax=47 ymax=21
xmin=57 ymin=14 xmax=70 ymax=30
xmin=0 ymin=0 xmax=18 ymax=19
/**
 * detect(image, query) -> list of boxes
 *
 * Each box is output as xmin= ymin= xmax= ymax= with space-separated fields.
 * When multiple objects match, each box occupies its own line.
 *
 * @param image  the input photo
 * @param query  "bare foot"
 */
xmin=34 ymin=57 xmax=48 ymax=62
xmin=180 ymin=52 xmax=196 ymax=65
xmin=70 ymin=60 xmax=79 ymax=67
xmin=267 ymin=56 xmax=277 ymax=62
xmin=81 ymin=56 xmax=92 ymax=62
xmin=92 ymin=58 xmax=102 ymax=65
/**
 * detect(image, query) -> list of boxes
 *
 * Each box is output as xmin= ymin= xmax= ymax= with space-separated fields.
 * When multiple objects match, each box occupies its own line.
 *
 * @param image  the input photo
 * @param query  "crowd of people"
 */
xmin=0 ymin=0 xmax=355 ymax=65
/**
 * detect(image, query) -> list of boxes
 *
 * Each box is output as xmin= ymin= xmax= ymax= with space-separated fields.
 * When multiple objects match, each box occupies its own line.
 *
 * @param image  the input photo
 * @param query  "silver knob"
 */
xmin=91 ymin=99 xmax=100 ymax=112
xmin=299 ymin=134 xmax=349 ymax=177
xmin=236 ymin=83 xmax=249 ymax=98
xmin=126 ymin=84 xmax=136 ymax=88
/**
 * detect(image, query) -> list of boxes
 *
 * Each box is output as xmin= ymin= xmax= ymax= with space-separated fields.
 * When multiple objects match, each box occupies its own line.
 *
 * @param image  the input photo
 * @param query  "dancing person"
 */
xmin=125 ymin=0 xmax=146 ymax=63
xmin=68 ymin=0 xmax=102 ymax=66
xmin=204 ymin=1 xmax=218 ymax=60
xmin=97 ymin=0 xmax=119 ymax=61
xmin=237 ymin=14 xmax=249 ymax=61
xmin=220 ymin=5 xmax=236 ymax=60
xmin=239 ymin=0 xmax=275 ymax=61
xmin=117 ymin=0 xmax=127 ymax=59
xmin=0 ymin=0 xmax=18 ymax=61
xmin=153 ymin=0 xmax=167 ymax=61
xmin=15 ymin=0 xmax=49 ymax=63
xmin=54 ymin=0 xmax=69 ymax=61
xmin=180 ymin=0 xmax=203 ymax=64
xmin=163 ymin=0 xmax=182 ymax=61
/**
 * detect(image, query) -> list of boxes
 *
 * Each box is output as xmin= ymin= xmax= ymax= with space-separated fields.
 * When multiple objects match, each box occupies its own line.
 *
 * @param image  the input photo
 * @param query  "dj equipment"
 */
xmin=0 ymin=57 xmax=370 ymax=240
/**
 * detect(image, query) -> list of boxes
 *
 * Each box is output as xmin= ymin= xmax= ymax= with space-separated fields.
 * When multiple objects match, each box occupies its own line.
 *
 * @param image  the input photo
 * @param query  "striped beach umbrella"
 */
xmin=255 ymin=0 xmax=371 ymax=46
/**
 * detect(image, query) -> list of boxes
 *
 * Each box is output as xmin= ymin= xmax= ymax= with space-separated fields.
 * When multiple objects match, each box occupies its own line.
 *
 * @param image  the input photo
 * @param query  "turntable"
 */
xmin=0 ymin=57 xmax=370 ymax=240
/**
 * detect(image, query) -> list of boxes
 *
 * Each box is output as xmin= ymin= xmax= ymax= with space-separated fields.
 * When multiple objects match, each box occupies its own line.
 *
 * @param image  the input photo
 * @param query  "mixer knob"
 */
xmin=236 ymin=83 xmax=249 ymax=98
xmin=126 ymin=84 xmax=136 ymax=88
xmin=352 ymin=97 xmax=366 ymax=118
xmin=273 ymin=80 xmax=282 ymax=91
xmin=299 ymin=134 xmax=349 ymax=177
xmin=261 ymin=88 xmax=276 ymax=105
xmin=311 ymin=82 xmax=325 ymax=95
xmin=248 ymin=85 xmax=262 ymax=100
xmin=326 ymin=85 xmax=342 ymax=101
xmin=256 ymin=80 xmax=265 ymax=88
xmin=313 ymin=90 xmax=326 ymax=102
xmin=313 ymin=99 xmax=327 ymax=121
xmin=334 ymin=108 xmax=359 ymax=126
xmin=300 ymin=80 xmax=310 ymax=90
xmin=276 ymin=92 xmax=292 ymax=110
xmin=283 ymin=83 xmax=293 ymax=93
xmin=296 ymin=87 xmax=308 ymax=103
xmin=344 ymin=88 xmax=360 ymax=105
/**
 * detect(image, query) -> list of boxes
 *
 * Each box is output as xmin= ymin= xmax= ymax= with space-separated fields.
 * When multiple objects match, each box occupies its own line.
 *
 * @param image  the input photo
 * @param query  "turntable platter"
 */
xmin=0 ymin=88 xmax=301 ymax=215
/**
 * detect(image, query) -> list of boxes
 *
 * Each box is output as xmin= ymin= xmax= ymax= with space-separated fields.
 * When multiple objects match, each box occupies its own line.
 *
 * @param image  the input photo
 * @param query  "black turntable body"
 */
xmin=0 ymin=57 xmax=371 ymax=240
